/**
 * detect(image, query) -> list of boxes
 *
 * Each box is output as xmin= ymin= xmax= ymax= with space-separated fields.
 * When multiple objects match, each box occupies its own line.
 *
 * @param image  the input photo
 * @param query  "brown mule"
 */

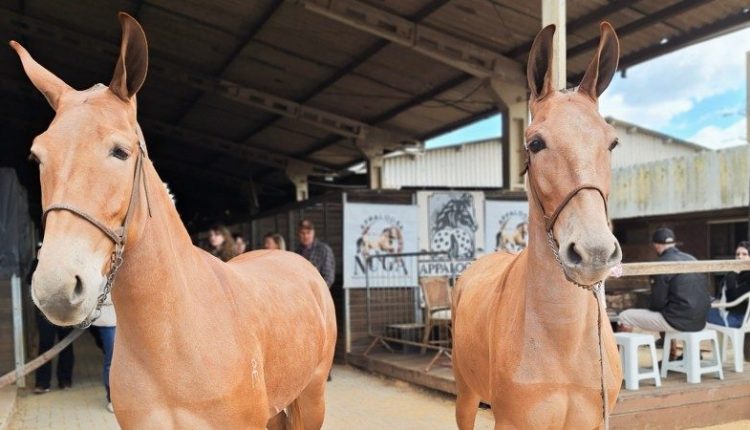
xmin=11 ymin=13 xmax=336 ymax=430
xmin=452 ymin=23 xmax=623 ymax=429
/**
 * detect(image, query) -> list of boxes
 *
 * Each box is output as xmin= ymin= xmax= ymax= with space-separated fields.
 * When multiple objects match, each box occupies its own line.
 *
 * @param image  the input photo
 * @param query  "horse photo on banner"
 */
xmin=417 ymin=191 xmax=485 ymax=276
xmin=484 ymin=200 xmax=529 ymax=254
xmin=343 ymin=203 xmax=419 ymax=288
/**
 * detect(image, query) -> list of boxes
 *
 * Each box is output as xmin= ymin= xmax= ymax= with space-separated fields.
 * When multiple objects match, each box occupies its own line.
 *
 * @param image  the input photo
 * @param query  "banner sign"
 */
xmin=484 ymin=200 xmax=529 ymax=254
xmin=343 ymin=203 xmax=419 ymax=288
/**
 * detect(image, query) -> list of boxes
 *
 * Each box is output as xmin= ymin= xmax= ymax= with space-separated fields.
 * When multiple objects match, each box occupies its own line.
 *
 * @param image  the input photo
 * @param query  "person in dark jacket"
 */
xmin=707 ymin=241 xmax=750 ymax=328
xmin=619 ymin=228 xmax=711 ymax=357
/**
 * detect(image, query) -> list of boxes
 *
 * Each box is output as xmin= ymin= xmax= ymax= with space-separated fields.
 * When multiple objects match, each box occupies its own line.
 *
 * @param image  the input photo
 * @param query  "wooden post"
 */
xmin=542 ymin=0 xmax=567 ymax=90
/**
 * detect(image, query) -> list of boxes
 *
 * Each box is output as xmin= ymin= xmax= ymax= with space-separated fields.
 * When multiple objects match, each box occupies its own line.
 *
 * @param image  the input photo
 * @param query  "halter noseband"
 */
xmin=40 ymin=128 xmax=152 ymax=328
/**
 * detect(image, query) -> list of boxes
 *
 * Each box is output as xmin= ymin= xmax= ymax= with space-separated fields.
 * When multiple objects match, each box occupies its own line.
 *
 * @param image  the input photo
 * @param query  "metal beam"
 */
xmin=156 ymin=159 xmax=253 ymax=191
xmin=0 ymin=75 xmax=333 ymax=175
xmin=567 ymin=0 xmax=710 ymax=59
xmin=239 ymin=0 xmax=450 ymax=143
xmin=289 ymin=0 xmax=525 ymax=85
xmin=0 ymin=8 xmax=414 ymax=142
xmin=569 ymin=8 xmax=750 ymax=83
xmin=140 ymin=119 xmax=333 ymax=174
xmin=505 ymin=0 xmax=635 ymax=59
xmin=173 ymin=0 xmax=284 ymax=123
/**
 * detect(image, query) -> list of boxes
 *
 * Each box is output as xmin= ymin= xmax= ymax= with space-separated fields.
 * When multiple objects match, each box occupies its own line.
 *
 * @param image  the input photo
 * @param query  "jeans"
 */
xmin=99 ymin=326 xmax=116 ymax=402
xmin=707 ymin=308 xmax=744 ymax=328
xmin=35 ymin=312 xmax=74 ymax=388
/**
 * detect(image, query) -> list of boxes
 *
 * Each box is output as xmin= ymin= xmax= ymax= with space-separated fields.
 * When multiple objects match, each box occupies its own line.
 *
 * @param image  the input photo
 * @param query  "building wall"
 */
xmin=382 ymin=139 xmax=503 ymax=189
xmin=610 ymin=145 xmax=749 ymax=219
xmin=609 ymin=121 xmax=704 ymax=169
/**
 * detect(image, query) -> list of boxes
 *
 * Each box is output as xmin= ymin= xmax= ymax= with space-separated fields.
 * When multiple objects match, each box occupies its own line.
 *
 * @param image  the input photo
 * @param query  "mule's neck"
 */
xmin=111 ymin=158 xmax=202 ymax=315
xmin=523 ymin=189 xmax=600 ymax=331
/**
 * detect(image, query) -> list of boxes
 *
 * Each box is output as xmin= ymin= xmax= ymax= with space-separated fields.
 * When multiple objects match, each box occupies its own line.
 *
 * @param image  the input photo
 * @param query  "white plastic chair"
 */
xmin=707 ymin=291 xmax=750 ymax=373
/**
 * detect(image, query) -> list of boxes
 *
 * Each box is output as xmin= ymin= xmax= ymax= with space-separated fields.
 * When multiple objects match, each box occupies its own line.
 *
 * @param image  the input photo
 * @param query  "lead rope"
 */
xmin=594 ymin=285 xmax=609 ymax=430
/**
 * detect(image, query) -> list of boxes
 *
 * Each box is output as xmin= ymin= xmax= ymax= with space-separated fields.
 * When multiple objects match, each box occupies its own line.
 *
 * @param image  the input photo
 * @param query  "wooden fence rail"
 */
xmin=620 ymin=259 xmax=750 ymax=277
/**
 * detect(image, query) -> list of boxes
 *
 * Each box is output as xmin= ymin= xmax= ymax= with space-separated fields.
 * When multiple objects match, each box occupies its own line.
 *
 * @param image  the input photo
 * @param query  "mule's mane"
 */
xmin=84 ymin=83 xmax=107 ymax=92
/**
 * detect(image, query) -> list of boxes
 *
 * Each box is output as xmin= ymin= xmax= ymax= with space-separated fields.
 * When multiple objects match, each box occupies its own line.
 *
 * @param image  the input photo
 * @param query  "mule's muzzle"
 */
xmin=31 ymin=272 xmax=95 ymax=326
xmin=559 ymin=238 xmax=622 ymax=286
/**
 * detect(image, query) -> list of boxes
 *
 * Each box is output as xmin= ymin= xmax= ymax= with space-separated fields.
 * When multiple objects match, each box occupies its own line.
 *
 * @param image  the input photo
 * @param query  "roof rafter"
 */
xmin=0 ymin=7 xmax=414 ymax=143
xmin=239 ymin=0 xmax=451 ymax=145
xmin=567 ymin=0 xmax=710 ymax=59
xmin=290 ymin=0 xmax=525 ymax=85
xmin=172 ymin=0 xmax=284 ymax=123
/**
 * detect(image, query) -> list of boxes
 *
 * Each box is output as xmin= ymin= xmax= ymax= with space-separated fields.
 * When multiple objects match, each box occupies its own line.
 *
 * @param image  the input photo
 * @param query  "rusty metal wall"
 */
xmin=610 ymin=145 xmax=748 ymax=219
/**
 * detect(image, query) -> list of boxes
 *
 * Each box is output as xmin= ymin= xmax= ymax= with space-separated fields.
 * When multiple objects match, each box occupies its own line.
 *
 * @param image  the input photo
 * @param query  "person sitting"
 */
xmin=619 ymin=228 xmax=711 ymax=359
xmin=707 ymin=240 xmax=750 ymax=328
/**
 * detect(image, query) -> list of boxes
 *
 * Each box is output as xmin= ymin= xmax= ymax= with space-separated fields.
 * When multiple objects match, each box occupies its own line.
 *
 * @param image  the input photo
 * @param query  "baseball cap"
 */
xmin=298 ymin=219 xmax=315 ymax=231
xmin=652 ymin=227 xmax=675 ymax=244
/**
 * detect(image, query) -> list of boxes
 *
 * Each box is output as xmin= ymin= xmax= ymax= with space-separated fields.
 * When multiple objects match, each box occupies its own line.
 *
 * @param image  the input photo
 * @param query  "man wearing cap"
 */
xmin=296 ymin=219 xmax=335 ymax=288
xmin=619 ymin=228 xmax=711 ymax=358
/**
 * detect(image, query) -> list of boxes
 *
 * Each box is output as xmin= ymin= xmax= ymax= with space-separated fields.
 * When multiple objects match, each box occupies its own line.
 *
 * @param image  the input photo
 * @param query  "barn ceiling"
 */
xmin=1 ymin=0 xmax=748 ymax=229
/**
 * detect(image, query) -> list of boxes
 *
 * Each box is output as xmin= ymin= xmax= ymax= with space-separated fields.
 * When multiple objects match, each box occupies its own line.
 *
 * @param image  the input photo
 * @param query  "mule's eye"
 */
xmin=111 ymin=146 xmax=130 ymax=160
xmin=527 ymin=138 xmax=546 ymax=153
xmin=609 ymin=138 xmax=619 ymax=151
xmin=27 ymin=153 xmax=40 ymax=164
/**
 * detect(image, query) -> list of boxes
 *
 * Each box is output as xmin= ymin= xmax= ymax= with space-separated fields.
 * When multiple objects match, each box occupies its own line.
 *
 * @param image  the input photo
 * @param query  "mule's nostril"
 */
xmin=608 ymin=242 xmax=622 ymax=263
xmin=566 ymin=243 xmax=583 ymax=265
xmin=73 ymin=276 xmax=84 ymax=299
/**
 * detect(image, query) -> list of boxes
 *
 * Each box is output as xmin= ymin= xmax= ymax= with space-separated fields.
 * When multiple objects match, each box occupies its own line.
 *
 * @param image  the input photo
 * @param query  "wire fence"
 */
xmin=363 ymin=251 xmax=459 ymax=370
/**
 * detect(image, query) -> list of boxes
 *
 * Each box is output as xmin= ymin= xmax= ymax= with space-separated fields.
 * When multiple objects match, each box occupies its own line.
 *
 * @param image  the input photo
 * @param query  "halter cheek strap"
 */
xmin=40 ymin=129 xmax=152 ymax=328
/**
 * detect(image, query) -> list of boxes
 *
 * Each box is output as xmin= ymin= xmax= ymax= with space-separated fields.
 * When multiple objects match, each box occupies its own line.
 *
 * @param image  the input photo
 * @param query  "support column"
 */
xmin=286 ymin=161 xmax=313 ymax=201
xmin=356 ymin=132 xmax=389 ymax=190
xmin=487 ymin=79 xmax=528 ymax=191
xmin=542 ymin=0 xmax=567 ymax=90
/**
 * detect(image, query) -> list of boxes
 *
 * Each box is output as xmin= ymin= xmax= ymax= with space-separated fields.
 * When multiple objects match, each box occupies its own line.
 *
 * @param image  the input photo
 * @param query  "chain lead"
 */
xmin=75 ymin=243 xmax=124 ymax=329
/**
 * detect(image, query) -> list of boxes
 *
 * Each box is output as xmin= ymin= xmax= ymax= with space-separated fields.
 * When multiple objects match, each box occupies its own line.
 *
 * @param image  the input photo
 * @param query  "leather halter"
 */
xmin=40 ymin=128 xmax=152 ymax=328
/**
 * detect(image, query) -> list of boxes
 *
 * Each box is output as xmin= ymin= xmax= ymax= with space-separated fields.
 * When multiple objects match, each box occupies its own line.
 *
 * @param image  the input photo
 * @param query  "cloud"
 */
xmin=599 ymin=27 xmax=750 ymax=130
xmin=688 ymin=118 xmax=747 ymax=149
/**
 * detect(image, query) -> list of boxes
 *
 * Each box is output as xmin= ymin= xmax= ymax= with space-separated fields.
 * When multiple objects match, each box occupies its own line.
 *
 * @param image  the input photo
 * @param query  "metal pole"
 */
xmin=11 ymin=273 xmax=25 ymax=388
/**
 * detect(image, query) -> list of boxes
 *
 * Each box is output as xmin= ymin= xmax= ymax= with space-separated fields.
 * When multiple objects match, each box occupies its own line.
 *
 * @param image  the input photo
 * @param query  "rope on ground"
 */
xmin=0 ymin=328 xmax=85 ymax=389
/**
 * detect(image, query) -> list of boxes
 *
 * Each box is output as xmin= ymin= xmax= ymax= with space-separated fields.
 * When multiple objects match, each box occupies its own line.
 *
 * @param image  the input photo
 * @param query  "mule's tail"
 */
xmin=285 ymin=399 xmax=304 ymax=430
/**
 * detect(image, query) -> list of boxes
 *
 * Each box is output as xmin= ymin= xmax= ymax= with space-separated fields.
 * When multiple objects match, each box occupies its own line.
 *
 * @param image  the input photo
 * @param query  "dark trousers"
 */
xmin=35 ymin=313 xmax=74 ymax=388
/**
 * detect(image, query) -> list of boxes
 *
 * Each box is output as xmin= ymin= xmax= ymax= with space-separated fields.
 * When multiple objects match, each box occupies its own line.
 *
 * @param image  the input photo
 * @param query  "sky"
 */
xmin=427 ymin=26 xmax=750 ymax=150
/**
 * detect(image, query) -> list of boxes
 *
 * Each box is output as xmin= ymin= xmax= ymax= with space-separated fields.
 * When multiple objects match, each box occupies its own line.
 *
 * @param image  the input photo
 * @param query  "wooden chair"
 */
xmin=419 ymin=276 xmax=452 ymax=349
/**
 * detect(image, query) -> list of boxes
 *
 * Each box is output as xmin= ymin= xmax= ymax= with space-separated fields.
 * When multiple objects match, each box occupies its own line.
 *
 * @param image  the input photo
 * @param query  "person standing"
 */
xmin=207 ymin=224 xmax=237 ymax=262
xmin=295 ymin=219 xmax=335 ymax=288
xmin=92 ymin=298 xmax=116 ymax=413
xmin=233 ymin=234 xmax=248 ymax=255
xmin=619 ymin=227 xmax=711 ymax=358
xmin=263 ymin=232 xmax=287 ymax=251
xmin=33 ymin=312 xmax=74 ymax=393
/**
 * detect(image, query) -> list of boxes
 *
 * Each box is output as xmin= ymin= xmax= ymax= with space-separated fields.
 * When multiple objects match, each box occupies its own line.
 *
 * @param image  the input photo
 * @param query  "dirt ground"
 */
xmin=7 ymin=334 xmax=747 ymax=429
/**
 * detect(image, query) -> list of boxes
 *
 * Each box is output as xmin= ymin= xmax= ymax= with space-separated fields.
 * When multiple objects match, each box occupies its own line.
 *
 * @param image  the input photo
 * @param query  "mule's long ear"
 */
xmin=527 ymin=24 xmax=556 ymax=102
xmin=9 ymin=41 xmax=72 ymax=111
xmin=110 ymin=12 xmax=148 ymax=101
xmin=578 ymin=22 xmax=619 ymax=100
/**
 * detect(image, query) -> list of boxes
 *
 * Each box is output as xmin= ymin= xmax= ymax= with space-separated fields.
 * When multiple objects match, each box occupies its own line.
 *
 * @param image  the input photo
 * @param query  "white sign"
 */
xmin=343 ymin=203 xmax=419 ymax=288
xmin=484 ymin=200 xmax=529 ymax=254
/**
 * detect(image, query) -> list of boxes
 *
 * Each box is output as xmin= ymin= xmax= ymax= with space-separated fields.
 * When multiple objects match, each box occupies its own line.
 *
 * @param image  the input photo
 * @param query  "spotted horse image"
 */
xmin=430 ymin=193 xmax=478 ymax=259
